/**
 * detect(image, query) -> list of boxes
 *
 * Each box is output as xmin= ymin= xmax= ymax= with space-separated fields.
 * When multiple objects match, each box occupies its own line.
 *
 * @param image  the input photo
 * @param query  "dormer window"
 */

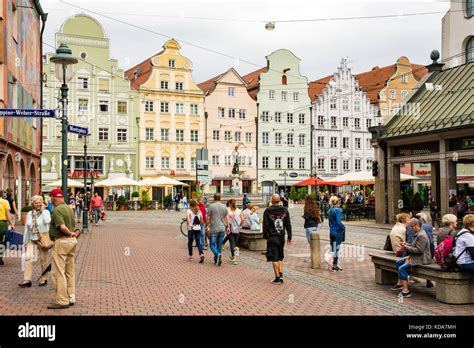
xmin=168 ymin=59 xmax=175 ymax=68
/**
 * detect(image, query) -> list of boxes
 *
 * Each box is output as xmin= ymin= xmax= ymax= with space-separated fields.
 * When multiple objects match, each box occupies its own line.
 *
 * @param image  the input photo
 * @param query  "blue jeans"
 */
xmin=459 ymin=262 xmax=474 ymax=275
xmin=305 ymin=227 xmax=318 ymax=244
xmin=330 ymin=231 xmax=343 ymax=266
xmin=209 ymin=231 xmax=225 ymax=259
xmin=396 ymin=257 xmax=411 ymax=281
xmin=200 ymin=223 xmax=207 ymax=246
xmin=188 ymin=229 xmax=203 ymax=256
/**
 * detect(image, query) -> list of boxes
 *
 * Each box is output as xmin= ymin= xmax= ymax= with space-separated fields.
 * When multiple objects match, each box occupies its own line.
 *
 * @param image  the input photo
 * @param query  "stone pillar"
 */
xmin=374 ymin=145 xmax=387 ymax=224
xmin=431 ymin=162 xmax=440 ymax=209
xmin=387 ymin=162 xmax=401 ymax=223
xmin=440 ymin=158 xmax=457 ymax=216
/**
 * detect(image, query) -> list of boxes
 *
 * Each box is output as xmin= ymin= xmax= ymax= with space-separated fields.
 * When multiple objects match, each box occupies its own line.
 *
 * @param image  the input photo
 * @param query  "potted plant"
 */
xmin=289 ymin=187 xmax=299 ymax=203
xmin=117 ymin=195 xmax=127 ymax=211
xmin=132 ymin=191 xmax=139 ymax=202
xmin=21 ymin=206 xmax=33 ymax=225
xmin=140 ymin=190 xmax=150 ymax=210
xmin=297 ymin=187 xmax=308 ymax=203
xmin=163 ymin=195 xmax=172 ymax=210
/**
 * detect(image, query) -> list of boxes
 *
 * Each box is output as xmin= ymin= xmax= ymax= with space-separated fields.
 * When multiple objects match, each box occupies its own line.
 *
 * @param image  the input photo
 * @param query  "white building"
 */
xmin=442 ymin=0 xmax=473 ymax=69
xmin=312 ymin=58 xmax=381 ymax=177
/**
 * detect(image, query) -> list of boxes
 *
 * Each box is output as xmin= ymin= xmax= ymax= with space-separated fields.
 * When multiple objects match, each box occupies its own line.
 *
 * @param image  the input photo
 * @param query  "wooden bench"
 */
xmin=370 ymin=251 xmax=474 ymax=304
xmin=238 ymin=229 xmax=266 ymax=251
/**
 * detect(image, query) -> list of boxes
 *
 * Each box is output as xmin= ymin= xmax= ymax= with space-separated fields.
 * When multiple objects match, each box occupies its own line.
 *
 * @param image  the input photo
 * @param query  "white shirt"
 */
xmin=454 ymin=229 xmax=474 ymax=265
xmin=23 ymin=209 xmax=51 ymax=243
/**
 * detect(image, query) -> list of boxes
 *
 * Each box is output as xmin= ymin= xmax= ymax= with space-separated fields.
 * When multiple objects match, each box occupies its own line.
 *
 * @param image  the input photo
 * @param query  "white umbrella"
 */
xmin=323 ymin=171 xmax=417 ymax=185
xmin=45 ymin=179 xmax=84 ymax=188
xmin=95 ymin=177 xmax=142 ymax=187
xmin=154 ymin=176 xmax=189 ymax=187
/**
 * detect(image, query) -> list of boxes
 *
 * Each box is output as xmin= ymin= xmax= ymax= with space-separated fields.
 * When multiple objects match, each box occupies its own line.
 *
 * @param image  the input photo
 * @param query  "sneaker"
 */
xmin=231 ymin=259 xmax=237 ymax=265
xmin=0 ymin=257 xmax=4 ymax=265
xmin=234 ymin=247 xmax=239 ymax=257
xmin=271 ymin=277 xmax=282 ymax=285
xmin=188 ymin=256 xmax=193 ymax=261
xmin=214 ymin=256 xmax=218 ymax=265
xmin=279 ymin=272 xmax=283 ymax=279
xmin=47 ymin=303 xmax=69 ymax=310
xmin=199 ymin=256 xmax=204 ymax=264
xmin=217 ymin=254 xmax=222 ymax=266
xmin=391 ymin=284 xmax=403 ymax=291
xmin=399 ymin=290 xmax=412 ymax=298
xmin=95 ymin=223 xmax=98 ymax=226
xmin=69 ymin=296 xmax=76 ymax=306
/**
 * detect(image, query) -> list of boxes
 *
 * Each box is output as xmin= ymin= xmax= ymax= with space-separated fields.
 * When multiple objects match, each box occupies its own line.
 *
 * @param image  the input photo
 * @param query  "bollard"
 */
xmin=310 ymin=231 xmax=321 ymax=269
xmin=113 ymin=201 xmax=117 ymax=211
xmin=134 ymin=201 xmax=138 ymax=211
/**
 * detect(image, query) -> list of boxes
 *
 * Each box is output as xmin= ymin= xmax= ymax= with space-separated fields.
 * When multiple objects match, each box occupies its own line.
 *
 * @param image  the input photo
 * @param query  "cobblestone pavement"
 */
xmin=0 ymin=210 xmax=472 ymax=316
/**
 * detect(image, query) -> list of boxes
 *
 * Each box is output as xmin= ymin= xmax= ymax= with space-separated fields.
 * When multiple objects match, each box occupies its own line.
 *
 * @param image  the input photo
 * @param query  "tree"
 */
xmin=289 ymin=187 xmax=299 ymax=202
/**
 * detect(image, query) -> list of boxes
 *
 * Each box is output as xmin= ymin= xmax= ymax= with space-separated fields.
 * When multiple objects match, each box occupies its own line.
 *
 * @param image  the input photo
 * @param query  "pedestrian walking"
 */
xmin=263 ymin=194 xmax=292 ymax=285
xmin=186 ymin=199 xmax=204 ymax=263
xmin=48 ymin=189 xmax=78 ymax=309
xmin=5 ymin=188 xmax=19 ymax=221
xmin=391 ymin=218 xmax=432 ymax=298
xmin=19 ymin=196 xmax=51 ymax=288
xmin=0 ymin=189 xmax=15 ymax=266
xmin=303 ymin=195 xmax=322 ymax=263
xmin=206 ymin=193 xmax=229 ymax=266
xmin=174 ymin=192 xmax=180 ymax=212
xmin=327 ymin=196 xmax=345 ymax=271
xmin=90 ymin=192 xmax=104 ymax=226
xmin=68 ymin=191 xmax=76 ymax=210
xmin=197 ymin=196 xmax=208 ymax=250
xmin=75 ymin=192 xmax=84 ymax=223
xmin=226 ymin=199 xmax=243 ymax=265
xmin=242 ymin=194 xmax=251 ymax=211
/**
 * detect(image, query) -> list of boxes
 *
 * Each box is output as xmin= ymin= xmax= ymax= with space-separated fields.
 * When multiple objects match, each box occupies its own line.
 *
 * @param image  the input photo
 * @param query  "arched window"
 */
xmin=466 ymin=0 xmax=473 ymax=17
xmin=466 ymin=36 xmax=474 ymax=63
xmin=282 ymin=75 xmax=287 ymax=85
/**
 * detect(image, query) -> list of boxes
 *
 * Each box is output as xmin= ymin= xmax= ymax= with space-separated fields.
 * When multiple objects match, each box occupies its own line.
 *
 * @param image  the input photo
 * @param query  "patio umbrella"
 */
xmin=322 ymin=171 xmax=418 ymax=186
xmin=45 ymin=179 xmax=84 ymax=188
xmin=293 ymin=177 xmax=325 ymax=186
xmin=95 ymin=177 xmax=142 ymax=187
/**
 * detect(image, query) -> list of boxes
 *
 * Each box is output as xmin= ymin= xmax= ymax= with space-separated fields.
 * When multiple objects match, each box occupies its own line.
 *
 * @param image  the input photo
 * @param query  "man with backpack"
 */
xmin=263 ymin=194 xmax=292 ymax=285
xmin=454 ymin=214 xmax=474 ymax=274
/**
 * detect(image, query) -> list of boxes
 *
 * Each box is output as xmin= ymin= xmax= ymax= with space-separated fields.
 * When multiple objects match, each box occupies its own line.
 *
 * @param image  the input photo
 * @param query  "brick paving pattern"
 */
xmin=0 ymin=210 xmax=472 ymax=316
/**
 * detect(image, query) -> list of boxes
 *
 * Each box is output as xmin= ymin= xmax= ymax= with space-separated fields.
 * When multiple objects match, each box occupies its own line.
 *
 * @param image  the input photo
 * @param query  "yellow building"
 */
xmin=125 ymin=39 xmax=205 ymax=197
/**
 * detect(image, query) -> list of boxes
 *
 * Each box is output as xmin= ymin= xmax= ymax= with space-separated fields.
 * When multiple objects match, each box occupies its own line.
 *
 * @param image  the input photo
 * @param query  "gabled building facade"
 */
xmin=42 ymin=14 xmax=139 ymax=197
xmin=243 ymin=49 xmax=311 ymax=197
xmin=198 ymin=68 xmax=257 ymax=194
xmin=125 ymin=39 xmax=205 ymax=195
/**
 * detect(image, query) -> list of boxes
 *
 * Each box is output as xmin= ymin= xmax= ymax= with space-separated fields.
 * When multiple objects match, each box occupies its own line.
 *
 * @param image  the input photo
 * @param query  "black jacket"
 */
xmin=303 ymin=213 xmax=321 ymax=228
xmin=263 ymin=205 xmax=292 ymax=240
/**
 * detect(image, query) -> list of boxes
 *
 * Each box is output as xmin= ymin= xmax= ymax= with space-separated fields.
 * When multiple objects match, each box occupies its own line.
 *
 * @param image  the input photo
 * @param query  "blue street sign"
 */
xmin=0 ymin=109 xmax=56 ymax=118
xmin=67 ymin=124 xmax=89 ymax=136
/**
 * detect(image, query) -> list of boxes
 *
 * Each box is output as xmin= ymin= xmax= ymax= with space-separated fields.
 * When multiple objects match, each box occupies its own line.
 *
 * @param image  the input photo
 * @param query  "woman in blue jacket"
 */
xmin=327 ymin=196 xmax=346 ymax=271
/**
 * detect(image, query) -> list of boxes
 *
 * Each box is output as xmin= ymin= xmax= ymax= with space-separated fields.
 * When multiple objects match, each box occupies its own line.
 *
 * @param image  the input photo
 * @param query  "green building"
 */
xmin=42 ymin=14 xmax=139 ymax=198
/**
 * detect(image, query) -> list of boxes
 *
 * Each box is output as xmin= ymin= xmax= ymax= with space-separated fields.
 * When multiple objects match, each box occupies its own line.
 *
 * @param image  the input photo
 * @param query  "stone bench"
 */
xmin=370 ymin=251 xmax=474 ymax=304
xmin=238 ymin=229 xmax=266 ymax=251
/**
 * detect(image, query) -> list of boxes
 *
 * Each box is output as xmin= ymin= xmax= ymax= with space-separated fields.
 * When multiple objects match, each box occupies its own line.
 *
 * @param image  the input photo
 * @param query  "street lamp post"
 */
xmin=89 ymin=158 xmax=96 ymax=196
xmin=50 ymin=44 xmax=78 ymax=197
xmin=283 ymin=170 xmax=287 ymax=196
xmin=82 ymin=135 xmax=89 ymax=232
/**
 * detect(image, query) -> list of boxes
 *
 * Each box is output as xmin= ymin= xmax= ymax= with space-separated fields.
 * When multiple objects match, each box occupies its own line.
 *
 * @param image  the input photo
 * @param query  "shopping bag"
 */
xmin=5 ymin=230 xmax=23 ymax=249
xmin=101 ymin=211 xmax=107 ymax=221
xmin=324 ymin=249 xmax=334 ymax=269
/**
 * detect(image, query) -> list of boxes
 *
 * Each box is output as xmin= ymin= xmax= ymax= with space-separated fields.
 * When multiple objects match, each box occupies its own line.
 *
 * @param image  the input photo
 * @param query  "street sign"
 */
xmin=67 ymin=124 xmax=89 ymax=136
xmin=0 ymin=109 xmax=56 ymax=118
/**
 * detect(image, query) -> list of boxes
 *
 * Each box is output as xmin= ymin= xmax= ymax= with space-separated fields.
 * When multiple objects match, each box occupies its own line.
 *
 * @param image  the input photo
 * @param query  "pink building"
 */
xmin=198 ymin=68 xmax=257 ymax=194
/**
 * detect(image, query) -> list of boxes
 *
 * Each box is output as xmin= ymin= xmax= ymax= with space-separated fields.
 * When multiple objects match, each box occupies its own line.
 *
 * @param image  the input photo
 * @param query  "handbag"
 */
xmin=383 ymin=235 xmax=393 ymax=251
xmin=36 ymin=232 xmax=53 ymax=249
xmin=101 ymin=211 xmax=107 ymax=221
xmin=341 ymin=229 xmax=346 ymax=242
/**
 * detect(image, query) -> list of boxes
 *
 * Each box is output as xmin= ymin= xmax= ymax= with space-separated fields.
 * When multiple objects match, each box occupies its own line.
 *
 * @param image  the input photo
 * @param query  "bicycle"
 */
xmin=180 ymin=217 xmax=188 ymax=237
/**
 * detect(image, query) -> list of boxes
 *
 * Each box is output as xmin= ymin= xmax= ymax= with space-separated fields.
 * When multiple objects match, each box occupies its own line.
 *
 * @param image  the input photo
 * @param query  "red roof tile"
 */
xmin=242 ymin=67 xmax=268 ymax=100
xmin=308 ymin=63 xmax=429 ymax=104
xmin=197 ymin=72 xmax=226 ymax=95
xmin=124 ymin=50 xmax=164 ymax=90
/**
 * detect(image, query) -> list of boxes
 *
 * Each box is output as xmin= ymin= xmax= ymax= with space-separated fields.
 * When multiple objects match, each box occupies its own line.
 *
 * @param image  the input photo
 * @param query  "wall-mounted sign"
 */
xmin=0 ymin=109 xmax=55 ymax=118
xmin=289 ymin=172 xmax=298 ymax=178
xmin=68 ymin=170 xmax=100 ymax=179
xmin=67 ymin=124 xmax=88 ymax=136
xmin=462 ymin=138 xmax=474 ymax=149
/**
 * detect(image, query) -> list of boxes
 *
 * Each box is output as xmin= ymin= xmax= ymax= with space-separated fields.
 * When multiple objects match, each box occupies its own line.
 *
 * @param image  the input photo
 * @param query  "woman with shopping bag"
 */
xmin=19 ymin=196 xmax=52 ymax=288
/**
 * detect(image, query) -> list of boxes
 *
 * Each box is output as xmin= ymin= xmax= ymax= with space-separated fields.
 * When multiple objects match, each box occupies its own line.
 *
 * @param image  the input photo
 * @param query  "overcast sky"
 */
xmin=41 ymin=0 xmax=451 ymax=82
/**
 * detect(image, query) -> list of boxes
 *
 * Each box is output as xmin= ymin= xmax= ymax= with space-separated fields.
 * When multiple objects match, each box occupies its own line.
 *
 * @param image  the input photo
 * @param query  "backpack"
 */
xmin=230 ymin=214 xmax=240 ymax=234
xmin=191 ymin=212 xmax=201 ymax=231
xmin=434 ymin=230 xmax=468 ymax=269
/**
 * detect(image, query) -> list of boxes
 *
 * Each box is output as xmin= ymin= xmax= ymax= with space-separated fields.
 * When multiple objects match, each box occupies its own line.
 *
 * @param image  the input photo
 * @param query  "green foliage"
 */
xmin=117 ymin=195 xmax=127 ymax=206
xmin=21 ymin=206 xmax=33 ymax=213
xmin=140 ymin=190 xmax=150 ymax=205
xmin=412 ymin=192 xmax=424 ymax=212
xmin=132 ymin=191 xmax=139 ymax=198
xmin=191 ymin=191 xmax=199 ymax=200
xmin=163 ymin=195 xmax=172 ymax=209
xmin=297 ymin=187 xmax=308 ymax=201
xmin=364 ymin=186 xmax=373 ymax=195
xmin=289 ymin=187 xmax=298 ymax=202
